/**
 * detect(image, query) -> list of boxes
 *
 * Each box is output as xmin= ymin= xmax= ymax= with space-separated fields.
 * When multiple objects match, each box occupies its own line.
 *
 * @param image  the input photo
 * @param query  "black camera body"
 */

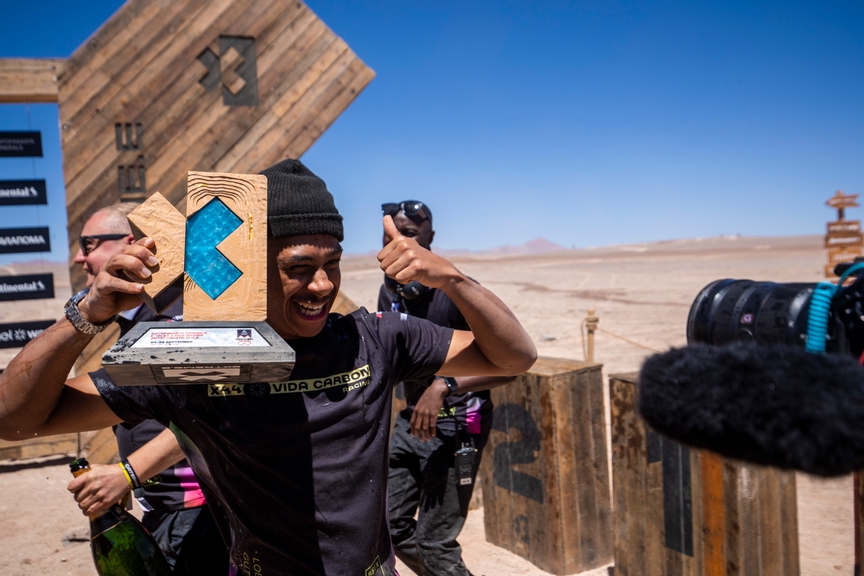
xmin=686 ymin=262 xmax=864 ymax=359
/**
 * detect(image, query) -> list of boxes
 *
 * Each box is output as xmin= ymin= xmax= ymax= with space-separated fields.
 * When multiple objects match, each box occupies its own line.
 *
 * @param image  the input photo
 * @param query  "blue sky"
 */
xmin=1 ymin=0 xmax=862 ymax=261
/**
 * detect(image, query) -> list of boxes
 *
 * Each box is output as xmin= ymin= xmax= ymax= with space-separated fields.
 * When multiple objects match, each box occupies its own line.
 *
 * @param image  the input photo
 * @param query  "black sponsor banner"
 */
xmin=0 ymin=131 xmax=43 ymax=157
xmin=0 ymin=227 xmax=51 ymax=254
xmin=0 ymin=273 xmax=55 ymax=302
xmin=0 ymin=179 xmax=47 ymax=206
xmin=0 ymin=320 xmax=55 ymax=349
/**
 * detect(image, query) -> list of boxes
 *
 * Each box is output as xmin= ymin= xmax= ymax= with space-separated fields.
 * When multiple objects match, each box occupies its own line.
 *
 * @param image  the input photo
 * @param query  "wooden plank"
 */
xmin=567 ymin=367 xmax=606 ymax=571
xmin=126 ymin=192 xmax=187 ymax=312
xmin=535 ymin=371 xmax=558 ymax=569
xmin=150 ymin=24 xmax=339 ymax=204
xmin=59 ymin=0 xmax=153 ymax=87
xmin=701 ymin=451 xmax=725 ymax=576
xmin=65 ymin=5 xmax=326 ymax=231
xmin=738 ymin=466 xmax=761 ymax=574
xmin=184 ymin=171 xmax=268 ymax=321
xmin=61 ymin=0 xmax=287 ymax=192
xmin=687 ymin=447 xmax=704 ymax=576
xmin=61 ymin=0 xmax=230 ymax=182
xmin=212 ymin=32 xmax=346 ymax=171
xmin=62 ymin=1 xmax=310 ymax=279
xmin=585 ymin=367 xmax=613 ymax=567
xmin=722 ymin=461 xmax=740 ymax=576
xmin=647 ymin=440 xmax=667 ymax=576
xmin=553 ymin=370 xmax=582 ymax=573
xmin=60 ymin=0 xmax=197 ymax=141
xmin=60 ymin=0 xmax=222 ymax=145
xmin=62 ymin=0 xmax=310 ymax=269
xmin=228 ymin=50 xmax=360 ymax=173
xmin=612 ymin=372 xmax=651 ymax=576
xmin=0 ymin=58 xmax=63 ymax=103
xmin=58 ymin=0 xmax=374 ymax=299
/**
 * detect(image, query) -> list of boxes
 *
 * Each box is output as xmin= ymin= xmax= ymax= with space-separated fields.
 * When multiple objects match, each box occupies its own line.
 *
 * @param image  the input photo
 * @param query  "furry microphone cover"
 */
xmin=638 ymin=343 xmax=864 ymax=477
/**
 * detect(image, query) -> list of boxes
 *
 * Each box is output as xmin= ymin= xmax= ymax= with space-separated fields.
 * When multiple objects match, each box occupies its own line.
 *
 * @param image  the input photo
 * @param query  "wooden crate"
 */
xmin=481 ymin=357 xmax=613 ymax=575
xmin=610 ymin=372 xmax=800 ymax=576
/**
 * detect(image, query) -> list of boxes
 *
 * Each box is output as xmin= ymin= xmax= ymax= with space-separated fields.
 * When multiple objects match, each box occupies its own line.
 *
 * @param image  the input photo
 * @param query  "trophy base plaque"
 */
xmin=102 ymin=321 xmax=296 ymax=386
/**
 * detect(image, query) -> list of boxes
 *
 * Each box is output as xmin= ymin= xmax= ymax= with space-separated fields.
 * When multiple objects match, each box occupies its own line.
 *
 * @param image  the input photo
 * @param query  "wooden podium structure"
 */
xmin=0 ymin=0 xmax=373 ymax=462
xmin=610 ymin=372 xmax=800 ymax=576
xmin=480 ymin=357 xmax=613 ymax=575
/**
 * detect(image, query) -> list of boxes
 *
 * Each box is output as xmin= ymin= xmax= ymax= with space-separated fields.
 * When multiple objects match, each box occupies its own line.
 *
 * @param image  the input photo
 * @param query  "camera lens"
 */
xmin=687 ymin=279 xmax=815 ymax=347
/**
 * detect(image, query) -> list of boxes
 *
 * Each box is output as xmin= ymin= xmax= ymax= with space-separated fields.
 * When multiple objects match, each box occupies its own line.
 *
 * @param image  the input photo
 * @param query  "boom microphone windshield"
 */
xmin=639 ymin=342 xmax=864 ymax=477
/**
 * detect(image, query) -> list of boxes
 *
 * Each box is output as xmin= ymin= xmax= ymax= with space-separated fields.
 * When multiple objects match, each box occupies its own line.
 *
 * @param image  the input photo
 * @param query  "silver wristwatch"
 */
xmin=64 ymin=288 xmax=117 ymax=335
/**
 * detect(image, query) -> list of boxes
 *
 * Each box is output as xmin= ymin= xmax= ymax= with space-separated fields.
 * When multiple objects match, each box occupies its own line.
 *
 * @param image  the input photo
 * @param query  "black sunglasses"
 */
xmin=78 ymin=234 xmax=129 ymax=256
xmin=381 ymin=201 xmax=431 ymax=224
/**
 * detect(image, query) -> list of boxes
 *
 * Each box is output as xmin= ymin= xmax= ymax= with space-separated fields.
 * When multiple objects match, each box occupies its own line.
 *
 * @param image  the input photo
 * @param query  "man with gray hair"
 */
xmin=68 ymin=202 xmax=227 ymax=575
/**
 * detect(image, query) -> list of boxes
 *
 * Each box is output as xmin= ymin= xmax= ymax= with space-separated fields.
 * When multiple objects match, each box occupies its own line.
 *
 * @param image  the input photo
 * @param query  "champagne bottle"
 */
xmin=70 ymin=457 xmax=172 ymax=576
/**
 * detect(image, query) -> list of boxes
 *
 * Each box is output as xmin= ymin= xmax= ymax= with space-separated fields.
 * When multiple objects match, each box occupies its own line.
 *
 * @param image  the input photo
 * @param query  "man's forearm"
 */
xmin=126 ymin=428 xmax=186 ymax=482
xmin=0 ymin=317 xmax=94 ymax=436
xmin=452 ymin=375 xmax=518 ymax=394
xmin=439 ymin=275 xmax=536 ymax=373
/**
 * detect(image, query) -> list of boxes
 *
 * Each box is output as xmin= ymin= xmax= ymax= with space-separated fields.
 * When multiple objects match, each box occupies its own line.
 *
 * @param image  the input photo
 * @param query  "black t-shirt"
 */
xmin=377 ymin=282 xmax=493 ymax=435
xmin=92 ymin=309 xmax=451 ymax=576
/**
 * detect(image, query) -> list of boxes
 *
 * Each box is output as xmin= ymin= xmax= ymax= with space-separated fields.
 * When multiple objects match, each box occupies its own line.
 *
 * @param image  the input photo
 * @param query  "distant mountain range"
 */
xmin=438 ymin=237 xmax=567 ymax=256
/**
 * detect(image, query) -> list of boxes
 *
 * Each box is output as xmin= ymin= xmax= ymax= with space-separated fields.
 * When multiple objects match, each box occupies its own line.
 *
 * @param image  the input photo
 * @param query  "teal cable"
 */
xmin=805 ymin=262 xmax=864 ymax=353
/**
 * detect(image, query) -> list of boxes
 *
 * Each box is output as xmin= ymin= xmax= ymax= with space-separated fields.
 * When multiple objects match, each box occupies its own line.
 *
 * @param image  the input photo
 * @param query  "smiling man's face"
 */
xmin=266 ymin=234 xmax=343 ymax=340
xmin=73 ymin=211 xmax=133 ymax=287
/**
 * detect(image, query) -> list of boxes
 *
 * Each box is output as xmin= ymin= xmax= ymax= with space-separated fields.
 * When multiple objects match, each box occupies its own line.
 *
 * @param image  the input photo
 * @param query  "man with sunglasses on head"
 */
xmin=380 ymin=200 xmax=516 ymax=576
xmin=69 ymin=203 xmax=228 ymax=575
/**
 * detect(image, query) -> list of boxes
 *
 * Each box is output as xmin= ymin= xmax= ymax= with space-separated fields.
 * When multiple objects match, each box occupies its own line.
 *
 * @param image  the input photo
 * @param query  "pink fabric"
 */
xmin=174 ymin=464 xmax=207 ymax=508
xmin=465 ymin=410 xmax=481 ymax=434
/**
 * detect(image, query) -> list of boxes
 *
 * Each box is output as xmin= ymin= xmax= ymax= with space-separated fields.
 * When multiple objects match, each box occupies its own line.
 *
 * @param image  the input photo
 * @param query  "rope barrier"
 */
xmin=581 ymin=317 xmax=662 ymax=356
xmin=597 ymin=327 xmax=662 ymax=353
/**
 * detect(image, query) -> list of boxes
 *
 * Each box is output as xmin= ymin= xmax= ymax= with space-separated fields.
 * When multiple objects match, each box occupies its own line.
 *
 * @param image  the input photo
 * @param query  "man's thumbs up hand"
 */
xmin=377 ymin=215 xmax=458 ymax=291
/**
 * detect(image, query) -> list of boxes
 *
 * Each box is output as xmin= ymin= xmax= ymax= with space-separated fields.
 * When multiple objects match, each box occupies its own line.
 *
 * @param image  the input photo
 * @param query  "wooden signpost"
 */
xmin=825 ymin=190 xmax=861 ymax=278
xmin=480 ymin=357 xmax=613 ymax=575
xmin=611 ymin=372 xmax=800 ymax=576
xmin=0 ymin=0 xmax=372 ymax=459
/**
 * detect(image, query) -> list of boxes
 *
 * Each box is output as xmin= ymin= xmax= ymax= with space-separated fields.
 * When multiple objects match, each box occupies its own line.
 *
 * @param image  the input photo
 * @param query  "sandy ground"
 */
xmin=0 ymin=234 xmax=853 ymax=575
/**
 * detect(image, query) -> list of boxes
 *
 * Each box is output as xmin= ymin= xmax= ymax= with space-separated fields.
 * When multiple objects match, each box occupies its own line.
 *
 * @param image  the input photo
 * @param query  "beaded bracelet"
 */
xmin=118 ymin=459 xmax=142 ymax=490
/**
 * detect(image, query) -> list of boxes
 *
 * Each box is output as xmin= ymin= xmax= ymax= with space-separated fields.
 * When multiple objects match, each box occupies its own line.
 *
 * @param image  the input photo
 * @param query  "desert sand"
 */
xmin=0 ymin=234 xmax=853 ymax=575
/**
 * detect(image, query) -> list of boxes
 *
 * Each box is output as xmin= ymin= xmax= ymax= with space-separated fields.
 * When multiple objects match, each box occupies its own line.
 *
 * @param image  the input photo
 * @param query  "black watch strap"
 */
xmin=444 ymin=377 xmax=458 ymax=396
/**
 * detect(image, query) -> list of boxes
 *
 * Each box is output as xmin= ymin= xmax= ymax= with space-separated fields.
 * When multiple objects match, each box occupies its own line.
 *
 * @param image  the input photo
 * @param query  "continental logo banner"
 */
xmin=208 ymin=365 xmax=371 ymax=397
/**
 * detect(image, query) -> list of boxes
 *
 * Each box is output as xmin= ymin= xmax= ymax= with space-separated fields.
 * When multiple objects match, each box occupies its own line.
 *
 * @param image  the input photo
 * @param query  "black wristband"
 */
xmin=119 ymin=459 xmax=142 ymax=490
xmin=444 ymin=377 xmax=458 ymax=396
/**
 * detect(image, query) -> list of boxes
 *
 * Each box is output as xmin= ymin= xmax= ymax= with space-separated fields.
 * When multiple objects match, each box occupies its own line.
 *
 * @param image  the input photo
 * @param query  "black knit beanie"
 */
xmin=260 ymin=158 xmax=344 ymax=241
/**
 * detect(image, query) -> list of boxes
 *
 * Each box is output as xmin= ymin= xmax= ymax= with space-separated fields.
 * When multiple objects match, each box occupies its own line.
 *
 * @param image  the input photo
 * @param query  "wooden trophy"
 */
xmin=101 ymin=171 xmax=296 ymax=386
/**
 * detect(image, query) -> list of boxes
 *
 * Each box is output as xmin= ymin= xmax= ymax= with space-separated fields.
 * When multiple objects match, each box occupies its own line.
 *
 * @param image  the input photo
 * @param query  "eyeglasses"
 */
xmin=78 ymin=234 xmax=128 ymax=256
xmin=381 ymin=201 xmax=431 ymax=223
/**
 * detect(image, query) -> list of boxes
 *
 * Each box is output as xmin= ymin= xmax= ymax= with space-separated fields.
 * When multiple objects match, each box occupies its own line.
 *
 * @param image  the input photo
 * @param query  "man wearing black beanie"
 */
xmin=0 ymin=158 xmax=537 ymax=576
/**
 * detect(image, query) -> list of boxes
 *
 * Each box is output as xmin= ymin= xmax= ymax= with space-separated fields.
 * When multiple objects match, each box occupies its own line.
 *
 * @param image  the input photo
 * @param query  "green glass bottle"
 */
xmin=70 ymin=457 xmax=172 ymax=576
